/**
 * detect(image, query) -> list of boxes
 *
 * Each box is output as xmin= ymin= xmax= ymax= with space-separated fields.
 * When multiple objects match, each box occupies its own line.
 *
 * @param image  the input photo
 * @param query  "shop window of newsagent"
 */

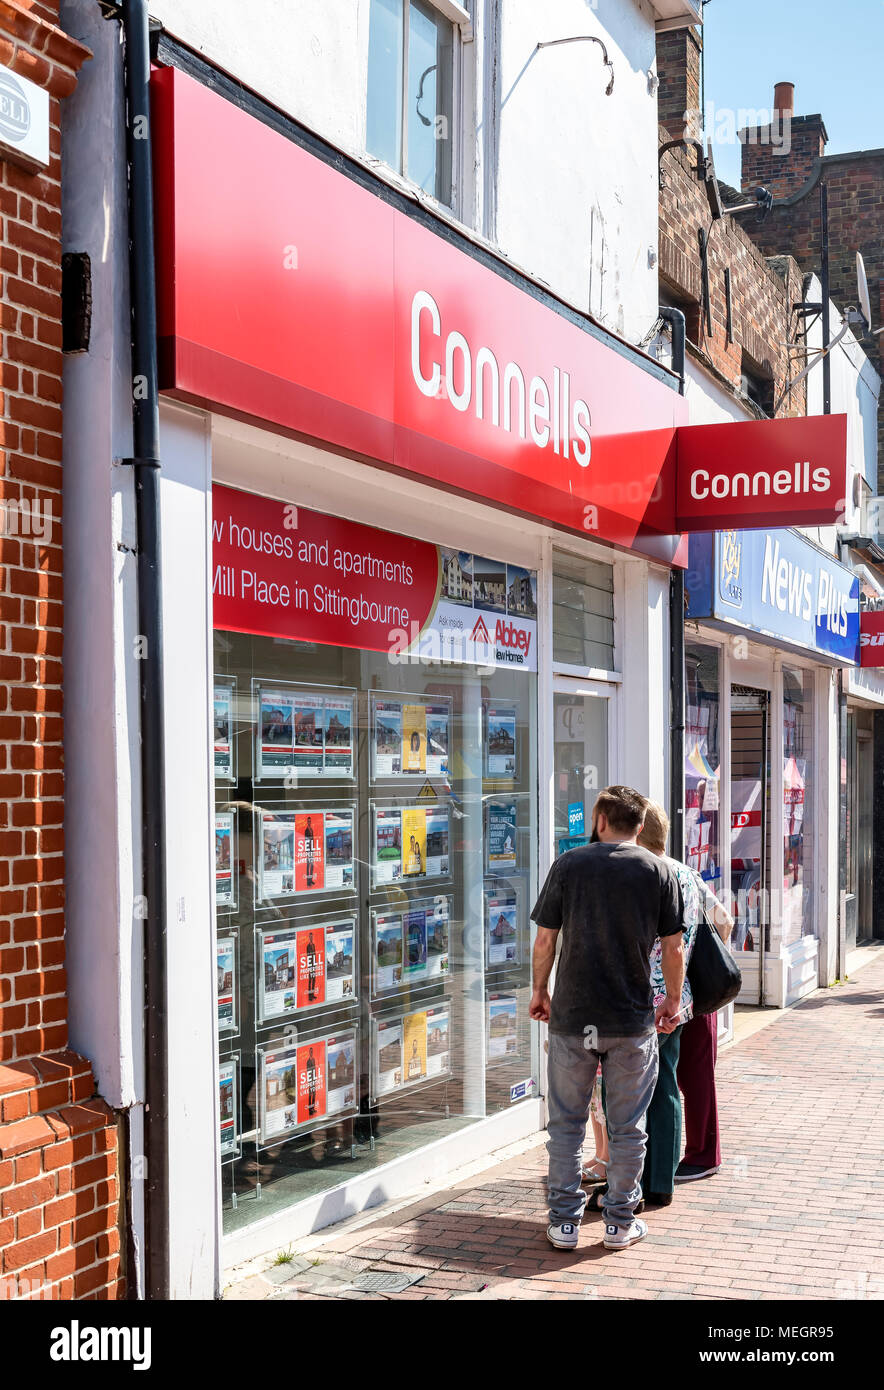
xmin=212 ymin=522 xmax=539 ymax=1232
xmin=685 ymin=642 xmax=722 ymax=893
xmin=782 ymin=667 xmax=814 ymax=944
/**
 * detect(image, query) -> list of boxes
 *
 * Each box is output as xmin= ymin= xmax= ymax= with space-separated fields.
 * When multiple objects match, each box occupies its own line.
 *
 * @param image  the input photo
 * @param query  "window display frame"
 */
xmin=255 ymin=801 xmax=358 ymax=904
xmin=213 ymin=676 xmax=237 ymax=785
xmin=483 ymin=877 xmax=525 ymax=973
xmin=369 ymin=798 xmax=453 ymax=891
xmin=253 ymin=678 xmax=357 ymax=783
xmin=369 ymin=690 xmax=453 ymax=782
xmin=219 ymin=1052 xmax=241 ymax=1164
xmin=370 ymin=999 xmax=453 ymax=1104
xmin=485 ymin=989 xmax=521 ymax=1068
xmin=483 ymin=701 xmax=519 ymax=781
xmin=215 ymin=808 xmax=238 ymax=914
xmin=257 ymin=1024 xmax=359 ymax=1148
xmin=216 ymin=930 xmax=238 ymax=1036
xmin=370 ymin=893 xmax=452 ymax=998
xmin=256 ymin=910 xmax=359 ymax=1025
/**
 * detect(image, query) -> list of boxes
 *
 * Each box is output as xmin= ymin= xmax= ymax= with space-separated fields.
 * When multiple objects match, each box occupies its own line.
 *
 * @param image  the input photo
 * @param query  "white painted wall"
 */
xmin=146 ymin=0 xmax=661 ymax=347
xmin=494 ymin=0 xmax=660 ymax=343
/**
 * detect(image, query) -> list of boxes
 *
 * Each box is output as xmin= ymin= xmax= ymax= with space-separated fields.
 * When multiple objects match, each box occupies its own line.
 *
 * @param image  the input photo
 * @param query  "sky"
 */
xmin=700 ymin=0 xmax=884 ymax=188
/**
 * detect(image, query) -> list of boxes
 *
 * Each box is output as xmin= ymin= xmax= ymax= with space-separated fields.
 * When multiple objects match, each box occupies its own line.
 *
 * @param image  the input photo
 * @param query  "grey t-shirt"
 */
xmin=531 ymin=841 xmax=683 ymax=1037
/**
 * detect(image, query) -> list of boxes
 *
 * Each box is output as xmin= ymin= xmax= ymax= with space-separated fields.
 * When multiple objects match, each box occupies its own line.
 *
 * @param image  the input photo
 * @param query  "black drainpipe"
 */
xmin=120 ymin=0 xmax=169 ymax=1300
xmin=661 ymin=307 xmax=687 ymax=861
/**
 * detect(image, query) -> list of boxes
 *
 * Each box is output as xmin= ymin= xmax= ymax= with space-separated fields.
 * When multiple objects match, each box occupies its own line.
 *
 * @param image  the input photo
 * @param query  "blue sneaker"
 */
xmin=547 ymin=1221 xmax=579 ymax=1250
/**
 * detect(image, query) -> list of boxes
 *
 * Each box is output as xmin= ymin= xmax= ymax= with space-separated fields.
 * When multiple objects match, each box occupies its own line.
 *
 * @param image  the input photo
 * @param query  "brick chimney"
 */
xmin=656 ymin=25 xmax=702 ymax=143
xmin=741 ymin=82 xmax=828 ymax=199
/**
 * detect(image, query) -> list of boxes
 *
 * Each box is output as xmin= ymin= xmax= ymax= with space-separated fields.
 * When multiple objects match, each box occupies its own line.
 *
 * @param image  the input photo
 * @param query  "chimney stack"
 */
xmin=773 ymin=81 xmax=795 ymax=118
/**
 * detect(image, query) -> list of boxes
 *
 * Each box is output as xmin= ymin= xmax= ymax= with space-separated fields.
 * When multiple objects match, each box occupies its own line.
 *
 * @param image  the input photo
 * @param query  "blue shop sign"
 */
xmin=687 ymin=528 xmax=860 ymax=665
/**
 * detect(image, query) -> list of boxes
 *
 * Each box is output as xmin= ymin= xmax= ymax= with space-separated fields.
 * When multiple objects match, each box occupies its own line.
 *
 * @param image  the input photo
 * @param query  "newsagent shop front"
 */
xmin=147 ymin=65 xmax=693 ymax=1286
xmin=144 ymin=68 xmax=851 ymax=1291
xmin=685 ymin=528 xmax=861 ymax=1010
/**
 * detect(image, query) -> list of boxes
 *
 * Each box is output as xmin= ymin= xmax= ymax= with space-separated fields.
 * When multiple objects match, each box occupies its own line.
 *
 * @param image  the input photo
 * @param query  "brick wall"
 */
xmin=0 ymin=1 xmax=122 ymax=1301
xmin=738 ymin=116 xmax=884 ymax=487
xmin=658 ymin=119 xmax=807 ymax=420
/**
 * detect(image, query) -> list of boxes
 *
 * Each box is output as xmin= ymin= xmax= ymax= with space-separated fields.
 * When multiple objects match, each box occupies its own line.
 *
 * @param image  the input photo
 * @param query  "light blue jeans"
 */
xmin=546 ymin=1028 xmax=659 ymax=1229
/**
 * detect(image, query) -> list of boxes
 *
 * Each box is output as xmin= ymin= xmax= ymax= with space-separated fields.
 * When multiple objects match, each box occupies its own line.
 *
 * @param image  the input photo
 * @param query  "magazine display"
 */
xmin=259 ymin=917 xmax=357 ymax=1020
xmin=372 ymin=897 xmax=450 ymax=995
xmin=486 ymin=799 xmax=518 ymax=873
xmin=371 ymin=804 xmax=450 ymax=887
xmin=485 ymin=890 xmax=519 ymax=968
xmin=219 ymin=1057 xmax=239 ymax=1161
xmin=486 ymin=992 xmax=519 ymax=1061
xmin=213 ymin=681 xmax=235 ymax=782
xmin=375 ymin=1004 xmax=450 ymax=1098
xmin=256 ymin=685 xmax=354 ymax=779
xmin=371 ymin=694 xmax=450 ymax=779
xmin=261 ymin=1029 xmax=357 ymax=1142
xmin=484 ymin=705 xmax=517 ymax=778
xmin=215 ymin=812 xmax=235 ymax=909
xmin=259 ymin=806 xmax=355 ymax=900
xmin=217 ymin=935 xmax=237 ymax=1032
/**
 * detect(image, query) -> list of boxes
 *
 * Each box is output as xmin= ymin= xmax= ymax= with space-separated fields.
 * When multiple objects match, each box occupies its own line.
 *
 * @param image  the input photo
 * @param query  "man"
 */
xmin=530 ymin=786 xmax=684 ymax=1251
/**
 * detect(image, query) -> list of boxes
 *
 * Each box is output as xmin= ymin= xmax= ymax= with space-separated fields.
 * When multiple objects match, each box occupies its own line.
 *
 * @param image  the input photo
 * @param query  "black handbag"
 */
xmin=686 ymin=871 xmax=742 ymax=1015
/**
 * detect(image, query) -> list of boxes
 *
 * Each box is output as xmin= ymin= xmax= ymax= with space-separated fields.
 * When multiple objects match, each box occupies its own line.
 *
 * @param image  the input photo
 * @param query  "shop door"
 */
xmin=857 ymin=726 xmax=874 ymax=941
xmin=552 ymin=684 xmax=611 ymax=856
xmin=730 ymin=687 xmax=770 ymax=1004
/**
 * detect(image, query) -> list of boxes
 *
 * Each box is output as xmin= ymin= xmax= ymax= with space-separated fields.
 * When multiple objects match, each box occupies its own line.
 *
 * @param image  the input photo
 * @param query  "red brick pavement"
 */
xmin=308 ymin=958 xmax=884 ymax=1300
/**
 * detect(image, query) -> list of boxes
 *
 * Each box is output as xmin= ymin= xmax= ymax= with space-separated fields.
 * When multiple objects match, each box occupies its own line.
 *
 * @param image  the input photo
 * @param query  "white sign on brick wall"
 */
xmin=0 ymin=63 xmax=49 ymax=172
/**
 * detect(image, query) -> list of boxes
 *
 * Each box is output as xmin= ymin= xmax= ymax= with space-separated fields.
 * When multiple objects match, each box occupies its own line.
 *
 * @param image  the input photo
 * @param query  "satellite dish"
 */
xmin=857 ymin=252 xmax=872 ymax=330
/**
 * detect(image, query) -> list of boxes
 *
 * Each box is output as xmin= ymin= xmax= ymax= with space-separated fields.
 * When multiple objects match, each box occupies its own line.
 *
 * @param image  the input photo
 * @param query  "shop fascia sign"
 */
xmin=211 ymin=485 xmax=538 ymax=671
xmin=152 ymin=67 xmax=848 ymax=554
xmin=0 ymin=64 xmax=49 ymax=172
xmin=686 ymin=528 xmax=860 ymax=665
xmin=860 ymin=609 xmax=884 ymax=667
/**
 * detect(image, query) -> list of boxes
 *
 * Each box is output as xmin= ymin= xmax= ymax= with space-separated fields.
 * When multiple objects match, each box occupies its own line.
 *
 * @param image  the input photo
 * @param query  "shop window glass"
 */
xmin=685 ymin=642 xmax=722 ymax=891
xmin=783 ymin=667 xmax=814 ymax=943
xmin=553 ymin=693 xmax=608 ymax=855
xmin=213 ymin=517 xmax=538 ymax=1234
xmin=552 ymin=551 xmax=615 ymax=671
xmin=367 ymin=0 xmax=454 ymax=206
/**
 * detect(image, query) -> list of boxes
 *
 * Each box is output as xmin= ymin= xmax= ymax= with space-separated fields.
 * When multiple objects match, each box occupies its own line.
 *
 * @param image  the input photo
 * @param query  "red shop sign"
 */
xmin=860 ymin=609 xmax=884 ymax=667
xmin=151 ymin=69 xmax=848 ymax=549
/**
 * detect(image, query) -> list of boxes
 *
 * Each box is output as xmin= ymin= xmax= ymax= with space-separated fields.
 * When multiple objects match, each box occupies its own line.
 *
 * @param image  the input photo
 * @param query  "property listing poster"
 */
xmin=425 ymin=1004 xmax=451 ymax=1078
xmin=487 ymin=993 xmax=519 ymax=1061
xmin=402 ymin=703 xmax=426 ymax=773
xmin=374 ymin=912 xmax=404 ymax=992
xmin=215 ymin=813 xmax=235 ymax=908
xmin=261 ymin=1031 xmax=357 ymax=1142
xmin=425 ymin=704 xmax=450 ymax=776
xmin=486 ymin=891 xmax=519 ymax=967
xmin=372 ymin=806 xmax=450 ymax=886
xmin=376 ymin=1007 xmax=452 ymax=1099
xmin=375 ymin=1017 xmax=403 ymax=1096
xmin=485 ymin=706 xmax=517 ymax=778
xmin=257 ymin=687 xmax=354 ymax=779
xmin=261 ymin=809 xmax=355 ymax=899
xmin=296 ymin=926 xmax=326 ymax=1008
xmin=213 ymin=683 xmax=234 ymax=781
xmin=402 ymin=806 xmax=426 ymax=877
xmin=371 ymin=696 xmax=450 ymax=779
xmin=219 ymin=1058 xmax=238 ymax=1160
xmin=374 ymin=700 xmax=403 ymax=776
xmin=260 ymin=930 xmax=297 ymax=1018
xmin=260 ymin=919 xmax=359 ymax=1019
xmin=403 ymin=1010 xmax=428 ymax=1083
xmin=217 ymin=936 xmax=236 ymax=1032
xmin=486 ymin=800 xmax=517 ymax=872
